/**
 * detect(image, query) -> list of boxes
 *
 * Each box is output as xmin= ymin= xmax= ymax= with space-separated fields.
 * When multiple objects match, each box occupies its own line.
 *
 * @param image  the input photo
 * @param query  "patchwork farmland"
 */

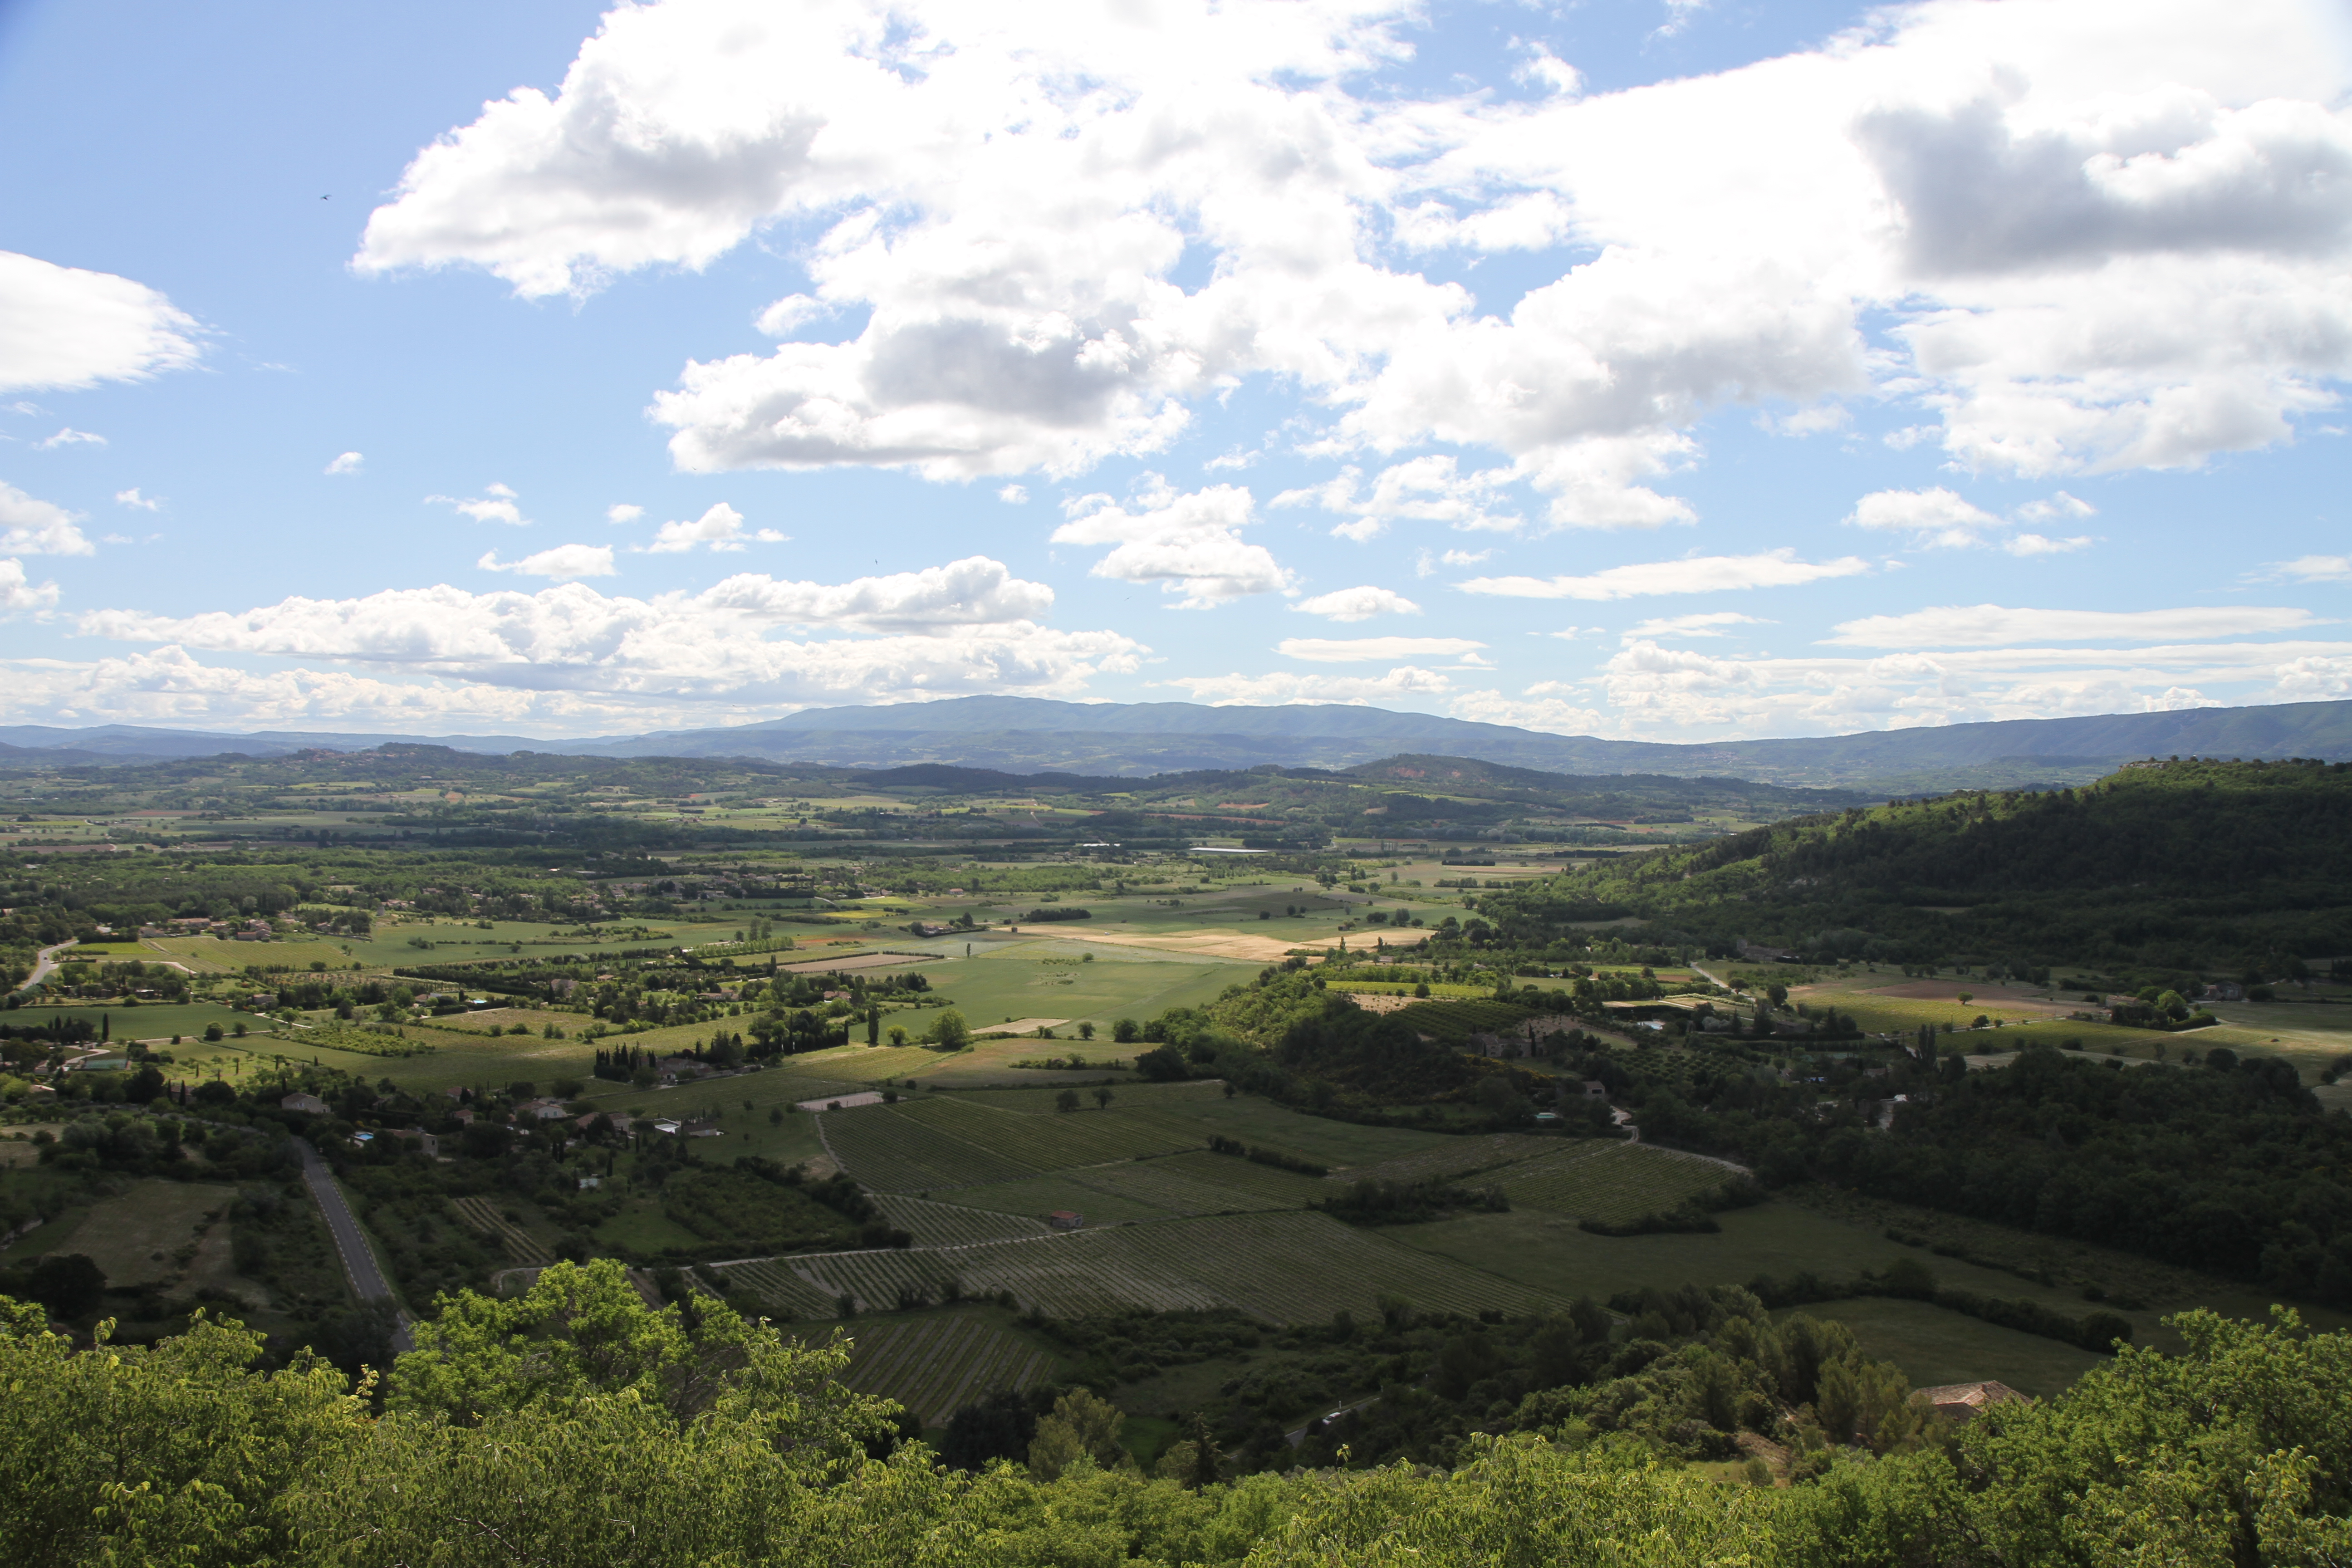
xmin=765 ymin=1210 xmax=1567 ymax=1324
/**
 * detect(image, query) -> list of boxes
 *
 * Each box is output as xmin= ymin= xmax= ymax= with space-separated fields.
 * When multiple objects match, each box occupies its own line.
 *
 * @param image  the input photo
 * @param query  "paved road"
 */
xmin=15 ymin=938 xmax=78 ymax=993
xmin=298 ymin=1141 xmax=415 ymax=1353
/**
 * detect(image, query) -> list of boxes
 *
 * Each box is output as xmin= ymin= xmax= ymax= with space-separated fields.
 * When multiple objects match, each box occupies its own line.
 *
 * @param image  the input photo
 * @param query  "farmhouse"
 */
xmin=1048 ymin=1210 xmax=1085 ymax=1230
xmin=280 ymin=1091 xmax=328 ymax=1115
xmin=1916 ymin=1381 xmax=2024 ymax=1422
xmin=515 ymin=1098 xmax=569 ymax=1122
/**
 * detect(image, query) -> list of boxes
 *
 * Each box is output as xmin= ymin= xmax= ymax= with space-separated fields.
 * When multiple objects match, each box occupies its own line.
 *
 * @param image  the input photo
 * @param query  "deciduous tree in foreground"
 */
xmin=4 ymin=1262 xmax=2349 ymax=1567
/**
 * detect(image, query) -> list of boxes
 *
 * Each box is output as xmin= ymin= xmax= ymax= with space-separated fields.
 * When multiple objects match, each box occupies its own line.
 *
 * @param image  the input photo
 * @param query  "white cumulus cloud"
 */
xmin=352 ymin=0 xmax=2352 ymax=508
xmin=2005 ymin=532 xmax=2096 ymax=556
xmin=1165 ymin=666 xmax=1455 ymax=705
xmin=1276 ymin=636 xmax=1484 ymax=663
xmin=2261 ymin=553 xmax=2352 ymax=582
xmin=1052 ymin=481 xmax=1291 ymax=608
xmin=1622 ymin=612 xmax=1771 ymax=643
xmin=477 ymin=544 xmax=617 ymax=580
xmin=0 ymin=558 xmax=60 ymax=617
xmin=0 ymin=481 xmax=96 ymax=555
xmin=1824 ymin=603 xmax=2323 ymax=649
xmin=74 ymin=557 xmax=1123 ymax=713
xmin=1274 ymin=457 xmax=1520 ymax=542
xmin=0 ymin=250 xmax=202 ymax=394
xmin=1849 ymin=486 xmax=2102 ymax=552
xmin=1847 ymin=487 xmax=2004 ymax=546
xmin=1462 ymin=549 xmax=1869 ymax=601
xmin=430 ymin=484 xmax=527 ymax=526
xmin=1588 ymin=636 xmax=2352 ymax=739
xmin=1294 ymin=586 xmax=1422 ymax=622
xmin=643 ymin=502 xmax=786 ymax=553
xmin=606 ymin=503 xmax=644 ymax=524
xmin=325 ymin=452 xmax=365 ymax=475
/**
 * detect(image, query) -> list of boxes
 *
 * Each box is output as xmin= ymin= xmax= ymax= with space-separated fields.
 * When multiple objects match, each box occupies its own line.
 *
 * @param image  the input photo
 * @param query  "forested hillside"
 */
xmin=1482 ymin=759 xmax=2352 ymax=972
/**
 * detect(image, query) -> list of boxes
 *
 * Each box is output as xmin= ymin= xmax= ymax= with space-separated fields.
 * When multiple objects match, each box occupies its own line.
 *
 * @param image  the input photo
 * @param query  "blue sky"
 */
xmin=0 ymin=0 xmax=2346 ymax=741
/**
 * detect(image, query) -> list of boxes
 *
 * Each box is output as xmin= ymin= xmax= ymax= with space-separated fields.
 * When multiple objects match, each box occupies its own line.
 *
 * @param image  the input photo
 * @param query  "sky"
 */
xmin=0 ymin=0 xmax=2347 ymax=744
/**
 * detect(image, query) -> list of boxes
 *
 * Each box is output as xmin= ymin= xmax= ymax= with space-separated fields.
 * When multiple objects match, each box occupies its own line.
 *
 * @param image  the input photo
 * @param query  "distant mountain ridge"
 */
xmin=3 ymin=696 xmax=2349 ymax=790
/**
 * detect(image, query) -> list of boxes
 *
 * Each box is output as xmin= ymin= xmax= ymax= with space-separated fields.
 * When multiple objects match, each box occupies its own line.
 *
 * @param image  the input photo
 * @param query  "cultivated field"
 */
xmin=1152 ymin=1151 xmax=1335 ymax=1204
xmin=819 ymin=1106 xmax=1045 ymax=1192
xmin=1490 ymin=1142 xmax=1742 ymax=1224
xmin=777 ymin=1210 xmax=1563 ymax=1324
xmin=39 ymin=1180 xmax=235 ymax=1287
xmin=8 ymin=1002 xmax=251 ymax=1042
xmin=873 ymin=1195 xmax=1051 ymax=1245
xmin=1053 ymin=1159 xmax=1304 ymax=1216
xmin=818 ymin=1096 xmax=1206 ymax=1191
xmin=1793 ymin=984 xmax=2153 ymax=1052
xmin=1333 ymin=1133 xmax=1567 ymax=1188
xmin=794 ymin=1229 xmax=1227 ymax=1317
xmin=144 ymin=936 xmax=359 ymax=971
xmin=1780 ymin=1297 xmax=2105 ymax=1399
xmin=709 ymin=1258 xmax=848 ymax=1319
xmin=935 ymin=1174 xmax=1181 ymax=1226
xmin=451 ymin=1196 xmax=553 ymax=1264
xmin=901 ymin=946 xmax=1256 ymax=1035
xmin=1103 ymin=1210 xmax=1565 ymax=1323
xmin=832 ymin=1311 xmax=1053 ymax=1425
xmin=911 ymin=1037 xmax=1142 ymax=1088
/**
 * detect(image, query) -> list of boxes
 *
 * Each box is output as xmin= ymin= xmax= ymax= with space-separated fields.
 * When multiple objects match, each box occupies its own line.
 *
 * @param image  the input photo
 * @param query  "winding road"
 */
xmin=298 ymin=1142 xmax=415 ymax=1353
xmin=15 ymin=938 xmax=78 ymax=993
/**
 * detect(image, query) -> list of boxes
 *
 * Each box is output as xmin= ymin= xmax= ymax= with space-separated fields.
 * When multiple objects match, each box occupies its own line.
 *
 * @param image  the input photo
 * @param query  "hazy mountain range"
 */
xmin=5 ymin=696 xmax=2350 ymax=792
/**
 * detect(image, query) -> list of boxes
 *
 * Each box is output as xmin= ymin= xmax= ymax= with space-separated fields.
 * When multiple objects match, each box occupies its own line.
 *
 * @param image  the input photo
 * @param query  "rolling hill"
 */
xmin=3 ymin=696 xmax=2351 ymax=791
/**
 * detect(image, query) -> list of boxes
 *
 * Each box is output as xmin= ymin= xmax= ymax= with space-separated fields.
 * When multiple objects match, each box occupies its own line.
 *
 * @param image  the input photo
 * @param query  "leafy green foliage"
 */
xmin=4 ymin=1270 xmax=2352 ymax=1566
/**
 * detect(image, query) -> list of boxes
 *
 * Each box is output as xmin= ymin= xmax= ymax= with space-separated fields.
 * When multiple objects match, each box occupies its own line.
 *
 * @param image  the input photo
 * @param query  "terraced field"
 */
xmin=875 ymin=1194 xmax=1052 ymax=1245
xmin=1490 ymin=1142 xmax=1741 ymax=1223
xmin=784 ymin=1211 xmax=1563 ymax=1323
xmin=1333 ymin=1133 xmax=1568 ymax=1186
xmin=1104 ymin=1210 xmax=1567 ymax=1323
xmin=795 ymin=1231 xmax=1226 ymax=1317
xmin=835 ymin=1313 xmax=1052 ymax=1425
xmin=709 ymin=1258 xmax=844 ymax=1319
xmin=1060 ymin=1160 xmax=1298 ymax=1216
xmin=934 ymin=1174 xmax=1179 ymax=1226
